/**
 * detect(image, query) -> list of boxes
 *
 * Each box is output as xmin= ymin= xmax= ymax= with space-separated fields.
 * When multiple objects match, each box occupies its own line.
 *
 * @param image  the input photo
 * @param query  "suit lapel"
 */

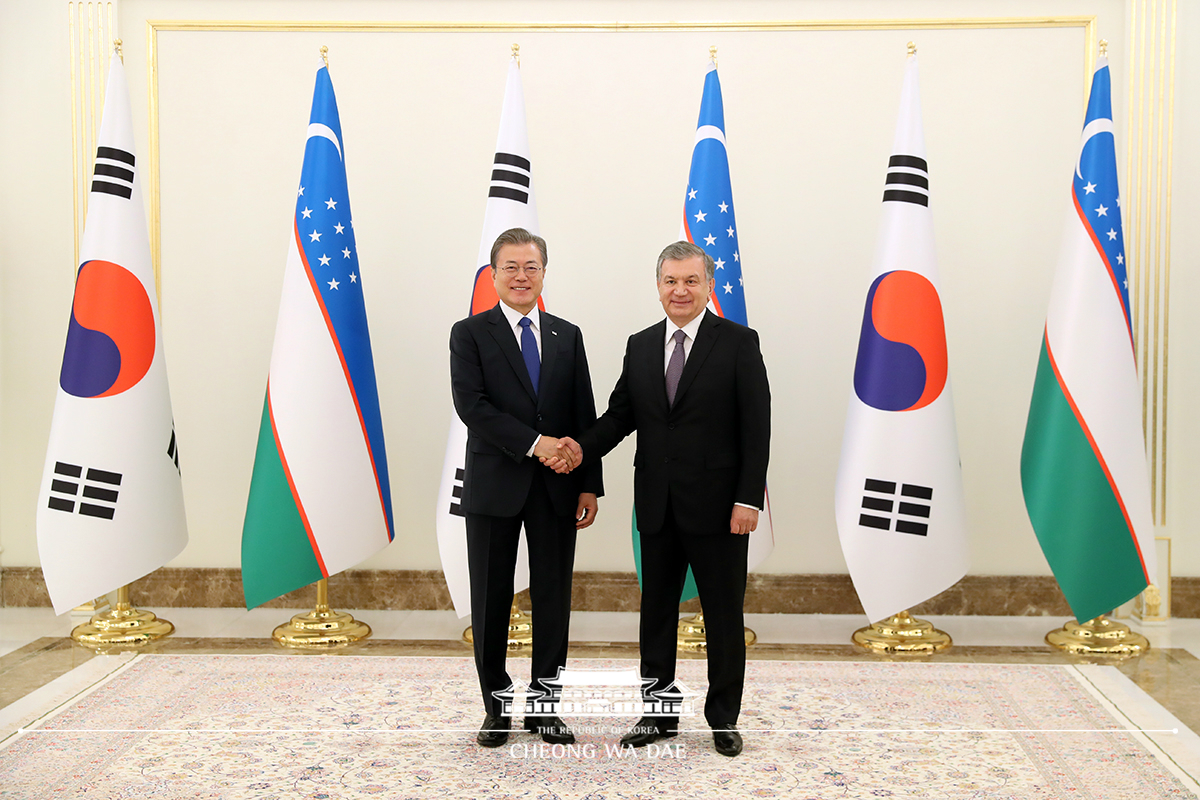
xmin=537 ymin=311 xmax=560 ymax=408
xmin=673 ymin=311 xmax=720 ymax=407
xmin=642 ymin=320 xmax=670 ymax=411
xmin=485 ymin=304 xmax=538 ymax=401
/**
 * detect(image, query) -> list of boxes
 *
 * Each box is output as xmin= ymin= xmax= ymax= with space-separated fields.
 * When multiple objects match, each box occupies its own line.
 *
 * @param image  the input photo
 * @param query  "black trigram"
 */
xmin=449 ymin=468 xmax=466 ymax=518
xmin=858 ymin=478 xmax=932 ymax=536
xmin=488 ymin=152 xmax=531 ymax=203
xmin=47 ymin=462 xmax=122 ymax=520
xmin=92 ymin=146 xmax=136 ymax=200
xmin=882 ymin=155 xmax=929 ymax=207
xmin=167 ymin=428 xmax=180 ymax=473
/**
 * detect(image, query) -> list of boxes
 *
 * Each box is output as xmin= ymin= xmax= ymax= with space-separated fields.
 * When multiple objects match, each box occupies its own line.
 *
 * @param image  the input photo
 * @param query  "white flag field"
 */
xmin=834 ymin=54 xmax=969 ymax=623
xmin=437 ymin=57 xmax=540 ymax=616
xmin=37 ymin=51 xmax=188 ymax=614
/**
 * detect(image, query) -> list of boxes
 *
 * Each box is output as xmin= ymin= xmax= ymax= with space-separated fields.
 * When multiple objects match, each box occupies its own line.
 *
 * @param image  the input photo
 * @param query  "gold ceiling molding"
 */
xmin=1124 ymin=0 xmax=1176 ymax=526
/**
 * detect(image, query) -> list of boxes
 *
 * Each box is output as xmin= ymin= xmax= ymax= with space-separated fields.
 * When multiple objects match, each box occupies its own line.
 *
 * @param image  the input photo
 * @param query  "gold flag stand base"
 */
xmin=464 ymin=599 xmax=533 ymax=651
xmin=274 ymin=579 xmax=370 ymax=648
xmin=676 ymin=612 xmax=758 ymax=653
xmin=852 ymin=610 xmax=952 ymax=654
xmin=1045 ymin=615 xmax=1149 ymax=656
xmin=72 ymin=585 xmax=173 ymax=648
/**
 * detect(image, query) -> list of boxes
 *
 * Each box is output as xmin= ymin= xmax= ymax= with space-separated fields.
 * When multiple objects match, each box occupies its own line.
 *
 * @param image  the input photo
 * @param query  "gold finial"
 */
xmin=512 ymin=43 xmax=520 ymax=66
xmin=114 ymin=38 xmax=123 ymax=63
xmin=1099 ymin=39 xmax=1108 ymax=57
xmin=907 ymin=41 xmax=917 ymax=56
xmin=320 ymin=45 xmax=329 ymax=68
xmin=709 ymin=45 xmax=717 ymax=66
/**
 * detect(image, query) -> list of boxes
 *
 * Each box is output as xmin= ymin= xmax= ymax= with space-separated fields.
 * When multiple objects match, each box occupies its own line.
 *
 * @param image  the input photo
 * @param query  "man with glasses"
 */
xmin=450 ymin=227 xmax=603 ymax=748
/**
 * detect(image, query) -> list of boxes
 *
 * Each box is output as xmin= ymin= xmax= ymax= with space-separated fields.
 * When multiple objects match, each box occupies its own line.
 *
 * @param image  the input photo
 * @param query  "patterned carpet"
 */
xmin=0 ymin=655 xmax=1197 ymax=799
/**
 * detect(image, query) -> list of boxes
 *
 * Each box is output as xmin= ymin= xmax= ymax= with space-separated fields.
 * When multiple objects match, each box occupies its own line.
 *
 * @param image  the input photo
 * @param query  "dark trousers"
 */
xmin=638 ymin=501 xmax=749 ymax=728
xmin=465 ymin=475 xmax=577 ymax=717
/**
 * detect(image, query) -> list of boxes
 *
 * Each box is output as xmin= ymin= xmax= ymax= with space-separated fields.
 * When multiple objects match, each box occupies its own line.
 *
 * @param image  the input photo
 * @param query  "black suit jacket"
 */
xmin=450 ymin=303 xmax=603 ymax=518
xmin=580 ymin=310 xmax=769 ymax=535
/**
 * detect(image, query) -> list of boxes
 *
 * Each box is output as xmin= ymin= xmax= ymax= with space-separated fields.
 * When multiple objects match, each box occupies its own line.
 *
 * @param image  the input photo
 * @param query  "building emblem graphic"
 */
xmin=492 ymin=667 xmax=699 ymax=718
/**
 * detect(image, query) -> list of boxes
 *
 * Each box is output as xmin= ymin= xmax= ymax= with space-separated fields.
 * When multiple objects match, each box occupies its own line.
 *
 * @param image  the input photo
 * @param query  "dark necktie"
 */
xmin=666 ymin=329 xmax=686 ymax=406
xmin=519 ymin=316 xmax=540 ymax=396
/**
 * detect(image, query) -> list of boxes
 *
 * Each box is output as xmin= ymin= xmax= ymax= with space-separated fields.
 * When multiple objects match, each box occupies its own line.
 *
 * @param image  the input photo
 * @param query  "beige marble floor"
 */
xmin=3 ymin=610 xmax=1200 ymax=735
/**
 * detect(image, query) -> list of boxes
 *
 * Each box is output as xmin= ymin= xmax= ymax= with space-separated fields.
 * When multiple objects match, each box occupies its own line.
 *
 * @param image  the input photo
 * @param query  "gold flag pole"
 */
xmin=72 ymin=584 xmax=174 ymax=647
xmin=1045 ymin=614 xmax=1149 ymax=656
xmin=463 ymin=594 xmax=533 ymax=650
xmin=274 ymin=578 xmax=371 ymax=648
xmin=852 ymin=610 xmax=952 ymax=654
xmin=677 ymin=608 xmax=758 ymax=652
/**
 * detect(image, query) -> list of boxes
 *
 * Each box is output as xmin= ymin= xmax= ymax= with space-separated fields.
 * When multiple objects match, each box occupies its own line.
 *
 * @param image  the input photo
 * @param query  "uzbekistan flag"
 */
xmin=834 ymin=53 xmax=969 ymax=623
xmin=644 ymin=59 xmax=774 ymax=598
xmin=436 ymin=55 xmax=542 ymax=616
xmin=1020 ymin=57 xmax=1156 ymax=623
xmin=37 ymin=50 xmax=188 ymax=614
xmin=241 ymin=61 xmax=393 ymax=609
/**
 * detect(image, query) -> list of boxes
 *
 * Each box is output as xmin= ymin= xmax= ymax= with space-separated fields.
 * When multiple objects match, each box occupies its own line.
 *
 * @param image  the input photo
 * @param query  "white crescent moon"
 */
xmin=694 ymin=124 xmax=726 ymax=146
xmin=1076 ymin=118 xmax=1113 ymax=179
xmin=307 ymin=123 xmax=342 ymax=161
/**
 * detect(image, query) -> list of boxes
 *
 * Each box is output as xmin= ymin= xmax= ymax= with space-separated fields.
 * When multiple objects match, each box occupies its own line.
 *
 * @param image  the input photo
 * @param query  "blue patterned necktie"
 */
xmin=666 ymin=329 xmax=686 ymax=406
xmin=519 ymin=316 xmax=540 ymax=396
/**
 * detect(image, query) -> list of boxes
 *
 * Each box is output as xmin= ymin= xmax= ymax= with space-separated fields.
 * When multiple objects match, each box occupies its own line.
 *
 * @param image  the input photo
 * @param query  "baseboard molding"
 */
xmin=4 ymin=567 xmax=1197 ymax=617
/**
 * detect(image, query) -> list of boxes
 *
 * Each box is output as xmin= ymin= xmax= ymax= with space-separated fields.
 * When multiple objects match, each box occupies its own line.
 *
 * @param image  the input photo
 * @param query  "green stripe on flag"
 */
xmin=632 ymin=507 xmax=698 ymax=601
xmin=1021 ymin=340 xmax=1147 ymax=623
xmin=241 ymin=393 xmax=323 ymax=609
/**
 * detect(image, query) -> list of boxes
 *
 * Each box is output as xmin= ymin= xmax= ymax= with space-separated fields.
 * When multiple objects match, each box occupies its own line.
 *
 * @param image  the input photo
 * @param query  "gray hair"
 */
xmin=656 ymin=240 xmax=714 ymax=281
xmin=490 ymin=228 xmax=548 ymax=270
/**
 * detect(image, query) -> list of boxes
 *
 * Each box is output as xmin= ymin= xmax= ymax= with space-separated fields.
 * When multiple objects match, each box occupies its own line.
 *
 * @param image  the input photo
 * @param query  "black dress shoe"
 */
xmin=712 ymin=723 xmax=742 ymax=757
xmin=619 ymin=717 xmax=678 ymax=748
xmin=524 ymin=715 xmax=576 ymax=744
xmin=477 ymin=714 xmax=510 ymax=747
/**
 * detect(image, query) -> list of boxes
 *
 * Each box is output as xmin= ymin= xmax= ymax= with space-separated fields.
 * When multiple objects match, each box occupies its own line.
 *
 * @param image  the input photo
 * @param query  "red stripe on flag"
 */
xmin=268 ymin=381 xmax=328 ymax=577
xmin=1072 ymin=190 xmax=1134 ymax=355
xmin=293 ymin=219 xmax=392 ymax=541
xmin=1044 ymin=329 xmax=1150 ymax=582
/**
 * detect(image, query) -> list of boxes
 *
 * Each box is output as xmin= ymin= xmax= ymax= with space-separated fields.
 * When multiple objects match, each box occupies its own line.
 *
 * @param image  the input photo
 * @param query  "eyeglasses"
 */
xmin=498 ymin=264 xmax=544 ymax=276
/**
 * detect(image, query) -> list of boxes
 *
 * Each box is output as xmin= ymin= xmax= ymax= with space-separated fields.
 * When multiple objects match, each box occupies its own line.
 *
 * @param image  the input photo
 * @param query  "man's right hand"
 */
xmin=533 ymin=436 xmax=578 ymax=471
xmin=540 ymin=436 xmax=582 ymax=474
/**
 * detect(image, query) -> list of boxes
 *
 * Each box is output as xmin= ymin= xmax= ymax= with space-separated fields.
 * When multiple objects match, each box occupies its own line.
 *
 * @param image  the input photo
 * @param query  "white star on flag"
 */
xmin=334 ymin=223 xmax=344 ymax=234
xmin=1096 ymin=205 xmax=1108 ymax=216
xmin=1084 ymin=182 xmax=1097 ymax=193
xmin=694 ymin=210 xmax=706 ymax=222
xmin=318 ymin=254 xmax=331 ymax=266
xmin=704 ymin=234 xmax=716 ymax=246
xmin=719 ymin=201 xmax=729 ymax=212
xmin=327 ymin=278 xmax=339 ymax=290
xmin=342 ymin=248 xmax=351 ymax=258
xmin=325 ymin=198 xmax=337 ymax=209
xmin=302 ymin=207 xmax=312 ymax=219
xmin=309 ymin=230 xmax=321 ymax=242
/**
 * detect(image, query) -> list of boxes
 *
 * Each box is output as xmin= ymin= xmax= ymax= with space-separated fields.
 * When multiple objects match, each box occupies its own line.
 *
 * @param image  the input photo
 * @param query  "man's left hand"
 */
xmin=576 ymin=493 xmax=598 ymax=529
xmin=730 ymin=506 xmax=758 ymax=536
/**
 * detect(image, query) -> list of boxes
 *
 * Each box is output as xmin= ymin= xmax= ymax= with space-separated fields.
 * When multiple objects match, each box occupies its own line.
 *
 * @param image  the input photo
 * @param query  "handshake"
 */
xmin=534 ymin=436 xmax=583 ymax=474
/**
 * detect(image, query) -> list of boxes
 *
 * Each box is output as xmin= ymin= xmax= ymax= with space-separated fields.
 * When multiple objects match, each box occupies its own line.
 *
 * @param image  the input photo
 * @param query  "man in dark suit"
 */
xmin=450 ymin=227 xmax=603 ymax=748
xmin=548 ymin=240 xmax=769 ymax=757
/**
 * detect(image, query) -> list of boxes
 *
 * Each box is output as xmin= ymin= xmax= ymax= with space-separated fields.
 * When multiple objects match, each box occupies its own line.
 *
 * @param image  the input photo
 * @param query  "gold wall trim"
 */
xmin=1125 ymin=0 xmax=1176 ymax=526
xmin=68 ymin=1 xmax=116 ymax=271
xmin=144 ymin=16 xmax=1096 ymax=275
